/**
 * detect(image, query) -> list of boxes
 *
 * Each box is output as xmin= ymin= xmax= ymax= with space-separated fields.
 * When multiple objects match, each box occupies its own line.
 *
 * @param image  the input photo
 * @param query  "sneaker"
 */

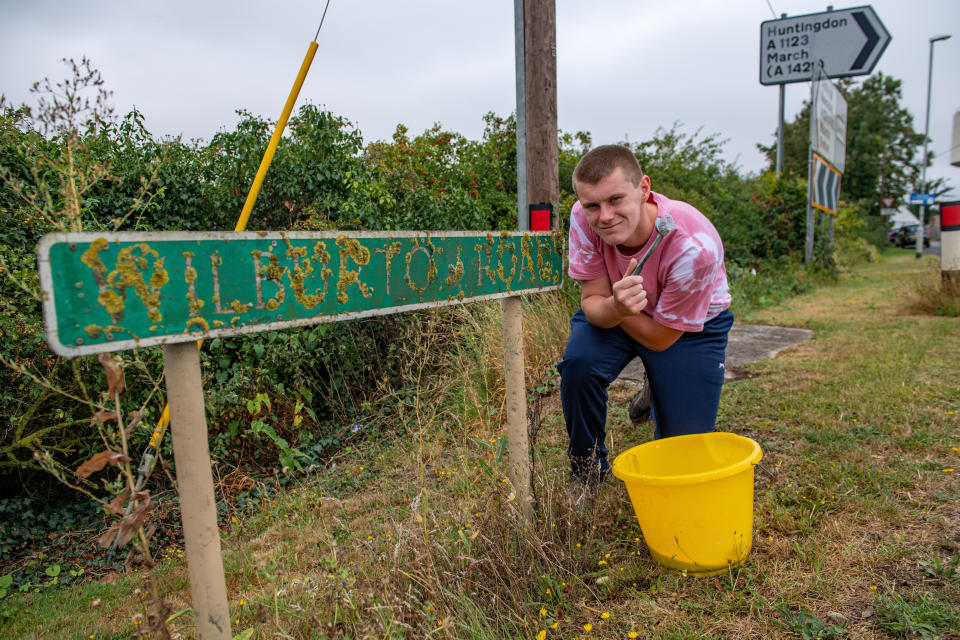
xmin=564 ymin=477 xmax=596 ymax=513
xmin=564 ymin=470 xmax=609 ymax=513
xmin=628 ymin=376 xmax=652 ymax=424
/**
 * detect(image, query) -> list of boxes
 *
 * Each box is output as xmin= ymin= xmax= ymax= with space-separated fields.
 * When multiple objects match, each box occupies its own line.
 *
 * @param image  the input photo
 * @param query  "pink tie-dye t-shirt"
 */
xmin=567 ymin=190 xmax=731 ymax=333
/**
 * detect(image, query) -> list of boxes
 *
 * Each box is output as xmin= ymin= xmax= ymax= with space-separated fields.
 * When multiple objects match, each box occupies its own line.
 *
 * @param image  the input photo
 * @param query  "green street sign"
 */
xmin=38 ymin=230 xmax=564 ymax=357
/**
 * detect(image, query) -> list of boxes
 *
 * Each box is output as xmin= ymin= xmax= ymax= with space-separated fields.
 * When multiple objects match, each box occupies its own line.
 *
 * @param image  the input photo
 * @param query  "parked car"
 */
xmin=889 ymin=224 xmax=930 ymax=248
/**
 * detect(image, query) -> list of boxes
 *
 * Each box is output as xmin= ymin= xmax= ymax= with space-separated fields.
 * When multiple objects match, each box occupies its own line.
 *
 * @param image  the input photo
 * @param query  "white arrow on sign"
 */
xmin=760 ymin=5 xmax=891 ymax=85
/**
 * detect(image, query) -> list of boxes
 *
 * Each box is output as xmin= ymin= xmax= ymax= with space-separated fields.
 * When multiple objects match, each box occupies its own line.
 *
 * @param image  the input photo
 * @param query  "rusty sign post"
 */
xmin=37 ymin=229 xmax=563 ymax=639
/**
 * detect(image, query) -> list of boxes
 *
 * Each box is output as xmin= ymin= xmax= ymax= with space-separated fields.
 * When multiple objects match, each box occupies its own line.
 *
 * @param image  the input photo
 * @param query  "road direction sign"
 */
xmin=760 ymin=5 xmax=891 ymax=85
xmin=37 ymin=230 xmax=564 ymax=357
xmin=908 ymin=193 xmax=935 ymax=206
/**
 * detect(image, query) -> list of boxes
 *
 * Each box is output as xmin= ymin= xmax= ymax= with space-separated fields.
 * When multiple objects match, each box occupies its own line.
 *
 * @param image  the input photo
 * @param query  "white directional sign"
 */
xmin=812 ymin=69 xmax=848 ymax=173
xmin=760 ymin=6 xmax=891 ymax=85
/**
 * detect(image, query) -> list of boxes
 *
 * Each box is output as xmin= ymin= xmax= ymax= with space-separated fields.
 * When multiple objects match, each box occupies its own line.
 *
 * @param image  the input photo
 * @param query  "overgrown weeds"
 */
xmin=908 ymin=268 xmax=960 ymax=317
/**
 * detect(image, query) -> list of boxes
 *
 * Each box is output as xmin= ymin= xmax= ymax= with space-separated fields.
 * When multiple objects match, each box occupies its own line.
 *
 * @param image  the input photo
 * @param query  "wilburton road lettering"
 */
xmin=38 ymin=231 xmax=564 ymax=356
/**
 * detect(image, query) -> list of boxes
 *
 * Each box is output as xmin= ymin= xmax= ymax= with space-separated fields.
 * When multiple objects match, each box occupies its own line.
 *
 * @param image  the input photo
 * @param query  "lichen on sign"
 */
xmin=38 ymin=230 xmax=564 ymax=357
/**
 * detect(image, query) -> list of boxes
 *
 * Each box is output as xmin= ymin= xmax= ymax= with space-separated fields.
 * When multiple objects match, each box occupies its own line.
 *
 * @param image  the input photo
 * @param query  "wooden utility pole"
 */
xmin=523 ymin=0 xmax=559 ymax=208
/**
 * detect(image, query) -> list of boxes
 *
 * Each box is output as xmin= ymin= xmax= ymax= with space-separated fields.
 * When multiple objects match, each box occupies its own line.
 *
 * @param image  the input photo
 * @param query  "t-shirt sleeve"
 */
xmin=653 ymin=235 xmax=724 ymax=332
xmin=567 ymin=202 xmax=606 ymax=281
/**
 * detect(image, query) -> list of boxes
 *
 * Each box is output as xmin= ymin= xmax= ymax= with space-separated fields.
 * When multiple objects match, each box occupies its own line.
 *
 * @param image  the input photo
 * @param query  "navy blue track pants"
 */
xmin=557 ymin=308 xmax=733 ymax=480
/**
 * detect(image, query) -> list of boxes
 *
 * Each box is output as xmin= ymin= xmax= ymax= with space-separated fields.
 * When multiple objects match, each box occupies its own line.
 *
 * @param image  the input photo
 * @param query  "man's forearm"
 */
xmin=620 ymin=313 xmax=683 ymax=351
xmin=582 ymin=296 xmax=680 ymax=351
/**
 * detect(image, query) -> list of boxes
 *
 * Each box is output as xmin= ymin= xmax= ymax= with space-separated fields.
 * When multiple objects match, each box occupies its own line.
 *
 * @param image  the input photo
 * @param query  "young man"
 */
xmin=559 ymin=145 xmax=733 ymax=495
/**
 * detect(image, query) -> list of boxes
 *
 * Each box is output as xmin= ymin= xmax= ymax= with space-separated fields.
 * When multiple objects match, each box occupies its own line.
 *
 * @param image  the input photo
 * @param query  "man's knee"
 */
xmin=558 ymin=348 xmax=604 ymax=390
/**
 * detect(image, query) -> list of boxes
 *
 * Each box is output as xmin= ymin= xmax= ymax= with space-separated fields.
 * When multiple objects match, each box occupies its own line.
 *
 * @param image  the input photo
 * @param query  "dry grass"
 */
xmin=7 ymin=252 xmax=960 ymax=639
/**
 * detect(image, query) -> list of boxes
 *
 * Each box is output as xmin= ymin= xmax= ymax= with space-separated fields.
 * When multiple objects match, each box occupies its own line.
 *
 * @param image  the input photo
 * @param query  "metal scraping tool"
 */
xmin=630 ymin=214 xmax=675 ymax=276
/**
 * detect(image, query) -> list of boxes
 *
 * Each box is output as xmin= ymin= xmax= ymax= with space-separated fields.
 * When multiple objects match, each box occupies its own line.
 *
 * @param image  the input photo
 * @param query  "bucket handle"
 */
xmin=753 ymin=462 xmax=777 ymax=480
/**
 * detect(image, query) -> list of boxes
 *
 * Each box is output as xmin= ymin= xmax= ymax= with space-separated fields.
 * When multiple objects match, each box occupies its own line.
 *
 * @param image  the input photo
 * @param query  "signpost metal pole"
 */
xmin=917 ymin=34 xmax=952 ymax=259
xmin=507 ymin=0 xmax=532 ymax=522
xmin=163 ymin=341 xmax=230 ymax=640
xmin=805 ymin=63 xmax=819 ymax=264
xmin=775 ymin=12 xmax=787 ymax=175
xmin=777 ymin=83 xmax=785 ymax=174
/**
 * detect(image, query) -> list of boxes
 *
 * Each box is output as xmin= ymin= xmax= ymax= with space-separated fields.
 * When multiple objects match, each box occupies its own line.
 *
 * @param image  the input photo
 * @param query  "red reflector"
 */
xmin=531 ymin=209 xmax=551 ymax=231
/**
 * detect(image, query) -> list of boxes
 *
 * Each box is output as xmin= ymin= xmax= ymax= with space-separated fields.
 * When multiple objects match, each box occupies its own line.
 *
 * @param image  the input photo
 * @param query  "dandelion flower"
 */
xmin=943 ymin=468 xmax=955 ymax=473
xmin=540 ymin=608 xmax=547 ymax=617
xmin=584 ymin=623 xmax=593 ymax=632
xmin=629 ymin=633 xmax=639 ymax=639
xmin=238 ymin=599 xmax=245 ymax=606
xmin=601 ymin=611 xmax=610 ymax=619
xmin=870 ymin=585 xmax=877 ymax=591
xmin=537 ymin=631 xmax=546 ymax=640
xmin=546 ymin=588 xmax=551 ymax=595
xmin=550 ymin=622 xmax=558 ymax=629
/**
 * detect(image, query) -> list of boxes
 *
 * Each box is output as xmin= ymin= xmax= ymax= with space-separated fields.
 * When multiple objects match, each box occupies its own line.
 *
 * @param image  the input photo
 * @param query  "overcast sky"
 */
xmin=2 ymin=0 xmax=958 ymax=200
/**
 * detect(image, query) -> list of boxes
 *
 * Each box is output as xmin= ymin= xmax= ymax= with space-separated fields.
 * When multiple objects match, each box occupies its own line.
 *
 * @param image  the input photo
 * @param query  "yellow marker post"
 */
xmin=235 ymin=41 xmax=319 ymax=233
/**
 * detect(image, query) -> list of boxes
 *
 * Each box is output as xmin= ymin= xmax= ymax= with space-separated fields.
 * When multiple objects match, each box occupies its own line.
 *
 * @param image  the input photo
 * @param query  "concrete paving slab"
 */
xmin=613 ymin=322 xmax=813 ymax=387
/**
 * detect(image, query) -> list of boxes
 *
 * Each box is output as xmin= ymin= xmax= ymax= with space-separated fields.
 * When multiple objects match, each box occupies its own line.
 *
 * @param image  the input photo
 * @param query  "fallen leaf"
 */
xmin=90 ymin=410 xmax=118 ymax=426
xmin=98 ymin=352 xmax=124 ymax=396
xmin=115 ymin=496 xmax=155 ymax=548
xmin=125 ymin=410 xmax=144 ymax=439
xmin=107 ymin=490 xmax=131 ymax=515
xmin=76 ymin=450 xmax=131 ymax=478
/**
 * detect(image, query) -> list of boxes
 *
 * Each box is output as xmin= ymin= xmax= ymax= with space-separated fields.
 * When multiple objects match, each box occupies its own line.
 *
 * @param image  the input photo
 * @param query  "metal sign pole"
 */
xmin=804 ymin=62 xmax=820 ymax=264
xmin=162 ymin=342 xmax=231 ymax=640
xmin=777 ymin=83 xmax=785 ymax=175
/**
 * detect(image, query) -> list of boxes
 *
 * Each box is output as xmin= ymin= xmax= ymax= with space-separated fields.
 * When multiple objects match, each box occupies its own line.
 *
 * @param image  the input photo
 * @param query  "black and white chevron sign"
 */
xmin=811 ymin=153 xmax=841 ymax=214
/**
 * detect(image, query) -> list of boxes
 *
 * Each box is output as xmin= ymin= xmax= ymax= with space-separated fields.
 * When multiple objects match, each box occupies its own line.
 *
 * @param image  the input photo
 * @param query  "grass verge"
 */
xmin=5 ymin=251 xmax=960 ymax=639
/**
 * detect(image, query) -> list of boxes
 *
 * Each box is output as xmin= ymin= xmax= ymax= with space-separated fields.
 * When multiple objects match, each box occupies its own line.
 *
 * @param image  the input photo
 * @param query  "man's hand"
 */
xmin=611 ymin=257 xmax=648 ymax=317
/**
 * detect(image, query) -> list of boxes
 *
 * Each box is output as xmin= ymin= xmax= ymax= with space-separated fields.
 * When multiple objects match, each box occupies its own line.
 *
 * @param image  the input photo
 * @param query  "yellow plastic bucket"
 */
xmin=612 ymin=432 xmax=762 ymax=576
